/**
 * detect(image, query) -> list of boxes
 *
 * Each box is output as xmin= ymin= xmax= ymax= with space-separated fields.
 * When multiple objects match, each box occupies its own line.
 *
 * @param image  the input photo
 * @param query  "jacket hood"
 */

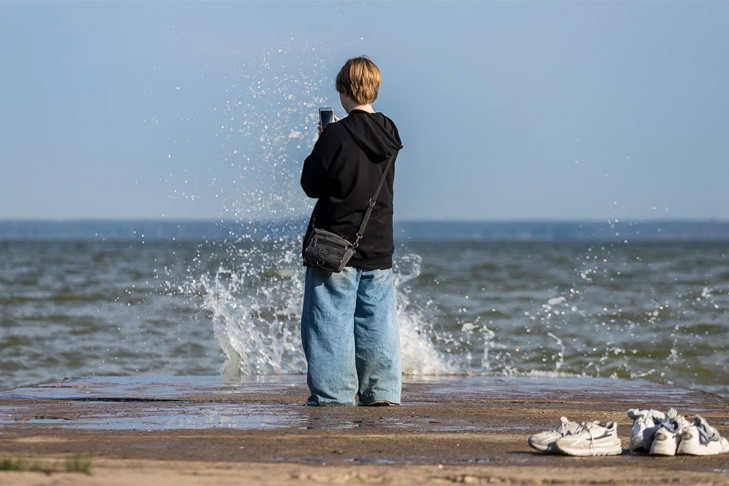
xmin=341 ymin=110 xmax=403 ymax=162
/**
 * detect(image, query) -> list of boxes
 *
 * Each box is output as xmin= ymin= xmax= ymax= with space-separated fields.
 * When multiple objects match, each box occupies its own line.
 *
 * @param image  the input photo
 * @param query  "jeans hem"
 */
xmin=305 ymin=396 xmax=357 ymax=406
xmin=357 ymin=397 xmax=401 ymax=406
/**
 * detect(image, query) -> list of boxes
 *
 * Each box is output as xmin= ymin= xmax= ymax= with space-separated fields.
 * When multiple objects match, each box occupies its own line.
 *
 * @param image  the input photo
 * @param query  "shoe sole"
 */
xmin=650 ymin=446 xmax=677 ymax=455
xmin=556 ymin=443 xmax=623 ymax=456
xmin=527 ymin=438 xmax=550 ymax=452
xmin=677 ymin=446 xmax=729 ymax=456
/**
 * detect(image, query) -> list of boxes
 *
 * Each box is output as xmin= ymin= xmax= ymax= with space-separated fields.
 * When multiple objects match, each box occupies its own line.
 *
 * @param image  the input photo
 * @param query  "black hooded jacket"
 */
xmin=301 ymin=109 xmax=403 ymax=270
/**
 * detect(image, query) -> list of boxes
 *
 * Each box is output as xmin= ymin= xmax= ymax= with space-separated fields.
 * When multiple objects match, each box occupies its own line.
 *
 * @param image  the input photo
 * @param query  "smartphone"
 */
xmin=319 ymin=107 xmax=334 ymax=130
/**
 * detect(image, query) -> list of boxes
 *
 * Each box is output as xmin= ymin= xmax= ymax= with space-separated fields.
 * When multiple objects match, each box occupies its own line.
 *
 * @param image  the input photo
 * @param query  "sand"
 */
xmin=1 ymin=375 xmax=728 ymax=484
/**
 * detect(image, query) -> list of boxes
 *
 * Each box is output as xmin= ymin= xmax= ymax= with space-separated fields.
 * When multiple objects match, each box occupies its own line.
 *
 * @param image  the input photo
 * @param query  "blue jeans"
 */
xmin=301 ymin=266 xmax=401 ymax=406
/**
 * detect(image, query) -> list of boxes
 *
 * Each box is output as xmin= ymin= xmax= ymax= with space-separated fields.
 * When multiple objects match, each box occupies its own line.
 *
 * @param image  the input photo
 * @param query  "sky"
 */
xmin=1 ymin=1 xmax=728 ymax=221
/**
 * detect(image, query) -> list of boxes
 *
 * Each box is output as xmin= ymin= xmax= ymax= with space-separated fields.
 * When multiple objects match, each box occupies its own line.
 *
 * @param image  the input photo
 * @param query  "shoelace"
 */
xmin=630 ymin=409 xmax=664 ymax=422
xmin=658 ymin=419 xmax=680 ymax=434
xmin=584 ymin=423 xmax=604 ymax=450
xmin=636 ymin=415 xmax=656 ymax=428
xmin=697 ymin=423 xmax=720 ymax=444
xmin=559 ymin=420 xmax=584 ymax=436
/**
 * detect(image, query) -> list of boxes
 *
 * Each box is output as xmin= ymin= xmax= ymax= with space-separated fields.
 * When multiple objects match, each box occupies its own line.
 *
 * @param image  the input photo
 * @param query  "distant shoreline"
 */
xmin=2 ymin=219 xmax=729 ymax=241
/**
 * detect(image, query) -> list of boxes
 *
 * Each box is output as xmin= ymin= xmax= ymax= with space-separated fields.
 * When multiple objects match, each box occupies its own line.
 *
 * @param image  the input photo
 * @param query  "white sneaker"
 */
xmin=627 ymin=408 xmax=665 ymax=453
xmin=677 ymin=416 xmax=729 ymax=456
xmin=555 ymin=421 xmax=623 ymax=456
xmin=528 ymin=417 xmax=584 ymax=452
xmin=650 ymin=409 xmax=691 ymax=456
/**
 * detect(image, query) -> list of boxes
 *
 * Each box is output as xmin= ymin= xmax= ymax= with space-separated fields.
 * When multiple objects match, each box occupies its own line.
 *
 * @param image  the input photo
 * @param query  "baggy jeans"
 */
xmin=301 ymin=266 xmax=401 ymax=405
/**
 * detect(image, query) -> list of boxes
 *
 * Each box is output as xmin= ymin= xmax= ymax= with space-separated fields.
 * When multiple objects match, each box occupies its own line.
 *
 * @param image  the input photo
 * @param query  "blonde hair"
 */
xmin=335 ymin=56 xmax=381 ymax=105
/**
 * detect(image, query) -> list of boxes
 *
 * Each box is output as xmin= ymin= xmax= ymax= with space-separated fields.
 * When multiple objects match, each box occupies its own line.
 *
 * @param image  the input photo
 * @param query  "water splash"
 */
xmin=195 ymin=242 xmax=306 ymax=377
xmin=546 ymin=332 xmax=564 ymax=372
xmin=394 ymin=253 xmax=456 ymax=375
xmin=186 ymin=241 xmax=456 ymax=377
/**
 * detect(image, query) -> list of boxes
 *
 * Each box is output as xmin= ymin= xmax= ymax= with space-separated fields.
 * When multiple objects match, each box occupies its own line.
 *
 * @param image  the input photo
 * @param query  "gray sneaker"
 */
xmin=555 ymin=421 xmax=623 ymax=456
xmin=528 ymin=417 xmax=584 ymax=452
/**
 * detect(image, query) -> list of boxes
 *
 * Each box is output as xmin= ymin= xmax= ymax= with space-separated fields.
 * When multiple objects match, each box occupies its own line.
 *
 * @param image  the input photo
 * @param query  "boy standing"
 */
xmin=300 ymin=56 xmax=403 ymax=406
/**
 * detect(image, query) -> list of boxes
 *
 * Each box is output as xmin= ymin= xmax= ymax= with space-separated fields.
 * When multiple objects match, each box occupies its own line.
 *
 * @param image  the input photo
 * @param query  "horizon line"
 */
xmin=1 ymin=217 xmax=728 ymax=224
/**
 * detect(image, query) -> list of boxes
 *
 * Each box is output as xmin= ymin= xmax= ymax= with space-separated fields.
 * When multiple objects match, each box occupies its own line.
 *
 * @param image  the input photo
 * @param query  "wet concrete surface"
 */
xmin=0 ymin=375 xmax=728 ymax=473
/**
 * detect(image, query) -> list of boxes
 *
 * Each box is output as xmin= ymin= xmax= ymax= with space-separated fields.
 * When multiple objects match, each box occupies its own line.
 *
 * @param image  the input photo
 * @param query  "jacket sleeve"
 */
xmin=301 ymin=128 xmax=340 ymax=199
xmin=301 ymin=141 xmax=326 ymax=198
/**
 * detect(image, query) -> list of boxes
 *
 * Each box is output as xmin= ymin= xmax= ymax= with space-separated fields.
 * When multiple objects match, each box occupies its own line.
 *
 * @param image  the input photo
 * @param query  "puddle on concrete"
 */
xmin=0 ymin=405 xmax=442 ymax=432
xmin=20 ymin=418 xmax=70 ymax=425
xmin=62 ymin=404 xmax=306 ymax=430
xmin=0 ymin=402 xmax=306 ymax=431
xmin=345 ymin=458 xmax=398 ymax=464
xmin=0 ymin=375 xmax=302 ymax=402
xmin=419 ymin=375 xmax=693 ymax=400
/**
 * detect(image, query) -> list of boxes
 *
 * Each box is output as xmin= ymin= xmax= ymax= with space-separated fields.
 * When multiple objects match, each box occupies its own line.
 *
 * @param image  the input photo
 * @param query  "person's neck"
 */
xmin=350 ymin=104 xmax=375 ymax=113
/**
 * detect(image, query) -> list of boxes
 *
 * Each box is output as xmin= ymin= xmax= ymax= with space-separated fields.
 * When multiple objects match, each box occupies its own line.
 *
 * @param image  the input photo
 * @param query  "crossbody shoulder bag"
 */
xmin=303 ymin=155 xmax=394 ymax=273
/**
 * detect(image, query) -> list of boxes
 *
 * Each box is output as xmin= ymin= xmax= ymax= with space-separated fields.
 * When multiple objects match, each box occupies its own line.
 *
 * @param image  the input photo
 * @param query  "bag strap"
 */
xmin=353 ymin=153 xmax=395 ymax=249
